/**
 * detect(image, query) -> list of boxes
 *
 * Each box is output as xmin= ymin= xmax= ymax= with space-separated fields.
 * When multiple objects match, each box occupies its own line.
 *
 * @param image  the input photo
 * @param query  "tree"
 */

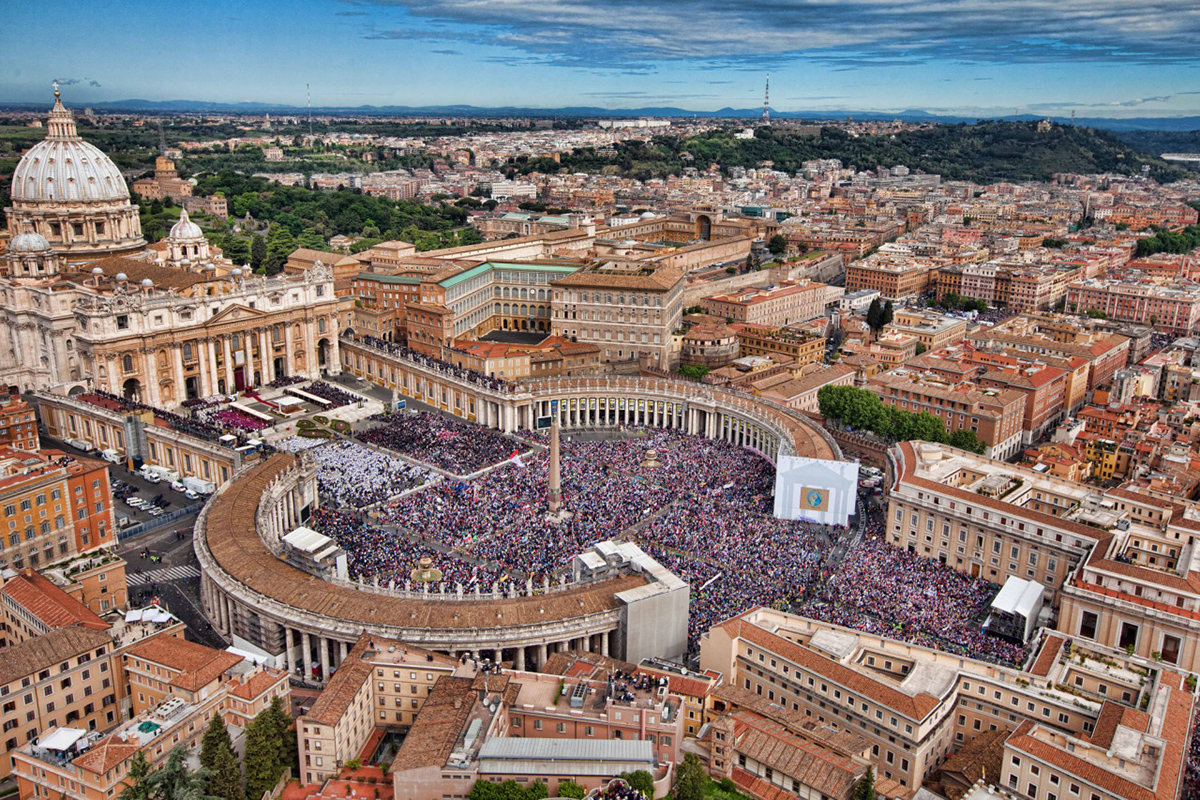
xmin=948 ymin=428 xmax=987 ymax=454
xmin=866 ymin=298 xmax=884 ymax=332
xmin=620 ymin=770 xmax=655 ymax=799
xmin=678 ymin=365 xmax=710 ymax=380
xmin=249 ymin=235 xmax=267 ymax=271
xmin=557 ymin=782 xmax=586 ymax=799
xmin=767 ymin=234 xmax=788 ymax=256
xmin=882 ymin=300 xmax=894 ymax=327
xmin=673 ymin=753 xmax=707 ymax=800
xmin=200 ymin=714 xmax=233 ymax=772
xmin=243 ymin=706 xmax=286 ymax=800
xmin=149 ymin=746 xmax=215 ymax=800
xmin=914 ymin=342 xmax=927 ymax=355
xmin=209 ymin=746 xmax=244 ymax=800
xmin=118 ymin=751 xmax=153 ymax=800
xmin=851 ymin=767 xmax=875 ymax=800
xmin=263 ymin=224 xmax=297 ymax=275
xmin=200 ymin=714 xmax=243 ymax=800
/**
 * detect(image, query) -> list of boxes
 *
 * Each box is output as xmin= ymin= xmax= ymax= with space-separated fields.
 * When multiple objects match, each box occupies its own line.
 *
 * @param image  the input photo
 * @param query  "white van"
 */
xmin=100 ymin=449 xmax=122 ymax=464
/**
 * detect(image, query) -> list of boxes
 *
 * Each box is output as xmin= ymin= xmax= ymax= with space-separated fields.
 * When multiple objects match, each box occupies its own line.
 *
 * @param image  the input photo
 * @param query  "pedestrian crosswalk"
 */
xmin=126 ymin=564 xmax=200 ymax=587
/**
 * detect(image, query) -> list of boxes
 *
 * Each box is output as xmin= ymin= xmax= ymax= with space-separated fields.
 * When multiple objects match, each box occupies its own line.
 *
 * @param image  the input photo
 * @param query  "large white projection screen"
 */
xmin=773 ymin=456 xmax=860 ymax=526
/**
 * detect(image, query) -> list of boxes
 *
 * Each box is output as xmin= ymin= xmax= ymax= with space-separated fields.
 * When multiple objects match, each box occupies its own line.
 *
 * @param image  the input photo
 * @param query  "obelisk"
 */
xmin=547 ymin=420 xmax=562 ymax=514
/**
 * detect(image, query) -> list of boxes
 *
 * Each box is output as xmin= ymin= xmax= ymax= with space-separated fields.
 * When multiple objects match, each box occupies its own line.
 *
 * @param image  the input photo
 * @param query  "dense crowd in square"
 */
xmin=296 ymin=419 xmax=1023 ymax=659
xmin=357 ymin=411 xmax=523 ymax=474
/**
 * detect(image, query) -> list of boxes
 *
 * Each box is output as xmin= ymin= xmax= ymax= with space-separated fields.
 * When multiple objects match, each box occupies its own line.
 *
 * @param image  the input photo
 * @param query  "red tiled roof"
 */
xmin=127 ymin=636 xmax=244 ymax=692
xmin=1029 ymin=635 xmax=1065 ymax=677
xmin=1 ymin=570 xmax=108 ymax=631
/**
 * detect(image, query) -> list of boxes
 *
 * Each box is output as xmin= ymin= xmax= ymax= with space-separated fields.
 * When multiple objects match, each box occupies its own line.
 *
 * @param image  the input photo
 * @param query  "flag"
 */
xmin=509 ymin=449 xmax=525 ymax=468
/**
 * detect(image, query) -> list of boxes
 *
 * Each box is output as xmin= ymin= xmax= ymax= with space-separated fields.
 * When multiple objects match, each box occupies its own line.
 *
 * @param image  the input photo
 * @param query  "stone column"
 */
xmin=283 ymin=325 xmax=295 ymax=378
xmin=285 ymin=627 xmax=295 ymax=676
xmin=601 ymin=631 xmax=610 ymax=657
xmin=207 ymin=339 xmax=219 ymax=396
xmin=537 ymin=643 xmax=548 ymax=668
xmin=244 ymin=333 xmax=255 ymax=387
xmin=516 ymin=647 xmax=526 ymax=672
xmin=302 ymin=631 xmax=314 ymax=683
xmin=260 ymin=330 xmax=274 ymax=384
xmin=173 ymin=345 xmax=186 ymax=405
xmin=222 ymin=336 xmax=235 ymax=392
xmin=339 ymin=640 xmax=349 ymax=663
xmin=319 ymin=638 xmax=331 ymax=682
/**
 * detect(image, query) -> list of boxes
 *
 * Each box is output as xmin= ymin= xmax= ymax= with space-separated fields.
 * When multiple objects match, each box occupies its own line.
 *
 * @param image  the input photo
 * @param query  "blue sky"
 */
xmin=4 ymin=0 xmax=1199 ymax=116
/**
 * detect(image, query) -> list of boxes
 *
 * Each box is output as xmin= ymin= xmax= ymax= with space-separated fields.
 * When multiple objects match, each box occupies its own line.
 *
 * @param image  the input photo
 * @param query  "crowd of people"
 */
xmin=306 ymin=440 xmax=433 ymax=507
xmin=797 ymin=532 xmax=1028 ymax=666
xmin=1187 ymin=708 xmax=1200 ymax=799
xmin=199 ymin=406 xmax=273 ymax=433
xmin=302 ymin=420 xmax=1030 ymax=659
xmin=358 ymin=335 xmax=511 ymax=393
xmin=83 ymin=390 xmax=236 ymax=445
xmin=358 ymin=412 xmax=522 ymax=475
xmin=310 ymin=507 xmax=507 ymax=587
xmin=293 ymin=380 xmax=360 ymax=408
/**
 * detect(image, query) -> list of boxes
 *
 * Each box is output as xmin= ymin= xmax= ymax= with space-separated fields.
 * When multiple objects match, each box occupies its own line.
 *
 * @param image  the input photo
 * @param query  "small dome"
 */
xmin=168 ymin=208 xmax=203 ymax=240
xmin=115 ymin=272 xmax=127 ymax=281
xmin=231 ymin=268 xmax=242 ymax=276
xmin=91 ymin=267 xmax=103 ymax=275
xmin=141 ymin=278 xmax=153 ymax=287
xmin=180 ymin=258 xmax=191 ymax=266
xmin=204 ymin=263 xmax=216 ymax=272
xmin=9 ymin=228 xmax=51 ymax=253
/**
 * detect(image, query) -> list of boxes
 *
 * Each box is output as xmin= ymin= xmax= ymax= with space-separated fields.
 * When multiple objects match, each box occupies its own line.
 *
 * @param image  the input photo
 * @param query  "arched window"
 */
xmin=122 ymin=355 xmax=133 ymax=373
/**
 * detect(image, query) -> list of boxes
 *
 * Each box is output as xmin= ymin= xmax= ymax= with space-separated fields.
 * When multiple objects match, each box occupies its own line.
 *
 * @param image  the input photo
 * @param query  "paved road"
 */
xmin=125 ymin=564 xmax=200 ymax=587
xmin=116 ymin=518 xmax=228 ymax=650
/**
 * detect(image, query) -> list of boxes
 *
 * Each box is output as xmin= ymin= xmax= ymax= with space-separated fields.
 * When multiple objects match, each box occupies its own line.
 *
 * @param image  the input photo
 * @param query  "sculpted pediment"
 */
xmin=205 ymin=304 xmax=268 ymax=327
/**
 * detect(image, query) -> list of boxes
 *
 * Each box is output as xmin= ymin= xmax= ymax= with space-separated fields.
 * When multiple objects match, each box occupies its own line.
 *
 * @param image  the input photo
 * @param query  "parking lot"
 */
xmin=44 ymin=436 xmax=198 ymax=528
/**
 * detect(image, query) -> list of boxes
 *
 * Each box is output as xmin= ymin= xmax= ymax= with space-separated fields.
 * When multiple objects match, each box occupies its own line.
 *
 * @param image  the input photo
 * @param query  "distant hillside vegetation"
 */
xmin=1112 ymin=129 xmax=1200 ymax=158
xmin=513 ymin=121 xmax=1190 ymax=183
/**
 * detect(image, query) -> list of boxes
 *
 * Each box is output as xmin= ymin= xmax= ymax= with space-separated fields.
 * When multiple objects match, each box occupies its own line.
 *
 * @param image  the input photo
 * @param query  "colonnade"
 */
xmin=201 ymin=568 xmax=617 ymax=686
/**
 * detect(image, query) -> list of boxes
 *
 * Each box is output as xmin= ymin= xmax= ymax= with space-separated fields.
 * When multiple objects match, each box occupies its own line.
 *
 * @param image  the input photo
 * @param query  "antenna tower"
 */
xmin=763 ymin=73 xmax=771 ymax=126
xmin=307 ymin=83 xmax=313 ymax=138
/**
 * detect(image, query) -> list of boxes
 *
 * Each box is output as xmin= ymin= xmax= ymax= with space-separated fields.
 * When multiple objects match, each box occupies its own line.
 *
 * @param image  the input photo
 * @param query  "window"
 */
xmin=1079 ymin=611 xmax=1098 ymax=639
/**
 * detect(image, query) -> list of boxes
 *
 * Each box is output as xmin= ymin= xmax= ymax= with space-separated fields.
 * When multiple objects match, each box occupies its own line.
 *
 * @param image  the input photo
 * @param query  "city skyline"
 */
xmin=4 ymin=0 xmax=1200 ymax=118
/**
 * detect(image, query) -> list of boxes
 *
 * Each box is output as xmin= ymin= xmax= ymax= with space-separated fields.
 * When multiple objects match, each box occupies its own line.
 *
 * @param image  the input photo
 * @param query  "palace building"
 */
xmin=1 ymin=93 xmax=342 ymax=400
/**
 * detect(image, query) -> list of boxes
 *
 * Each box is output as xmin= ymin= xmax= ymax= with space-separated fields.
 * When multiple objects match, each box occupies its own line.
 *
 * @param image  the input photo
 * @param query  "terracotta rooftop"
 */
xmin=1 ymin=569 xmax=108 ymax=632
xmin=126 ymin=635 xmax=244 ymax=692
xmin=0 ymin=625 xmax=113 ymax=687
xmin=72 ymin=736 xmax=140 ymax=775
xmin=720 ymin=614 xmax=943 ymax=722
xmin=390 ymin=676 xmax=478 ymax=772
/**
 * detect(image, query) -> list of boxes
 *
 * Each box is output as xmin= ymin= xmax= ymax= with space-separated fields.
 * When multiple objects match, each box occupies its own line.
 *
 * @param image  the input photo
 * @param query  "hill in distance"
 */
xmin=1 ymin=98 xmax=1198 ymax=132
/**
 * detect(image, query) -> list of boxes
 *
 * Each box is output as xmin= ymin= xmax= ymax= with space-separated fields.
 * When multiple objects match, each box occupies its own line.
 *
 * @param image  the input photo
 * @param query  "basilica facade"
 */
xmin=1 ymin=93 xmax=342 ymax=401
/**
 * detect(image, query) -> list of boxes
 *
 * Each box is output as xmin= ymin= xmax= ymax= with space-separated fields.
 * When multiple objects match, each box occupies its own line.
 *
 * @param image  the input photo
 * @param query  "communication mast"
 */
xmin=307 ymin=83 xmax=313 ymax=138
xmin=762 ymin=73 xmax=771 ymax=126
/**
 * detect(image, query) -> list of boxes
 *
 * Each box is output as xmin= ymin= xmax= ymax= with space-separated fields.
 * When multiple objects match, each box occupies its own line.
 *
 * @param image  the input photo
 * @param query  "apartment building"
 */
xmin=0 ymin=446 xmax=115 ymax=574
xmin=296 ymin=635 xmax=461 ymax=786
xmin=0 ymin=395 xmax=39 ymax=451
xmin=700 ymin=609 xmax=1180 ymax=791
xmin=124 ymin=636 xmax=246 ymax=715
xmin=730 ymin=324 xmax=825 ymax=367
xmin=886 ymin=309 xmax=967 ymax=351
xmin=551 ymin=260 xmax=685 ymax=368
xmin=390 ymin=667 xmax=683 ymax=800
xmin=701 ymin=280 xmax=837 ymax=329
xmin=845 ymin=257 xmax=934 ymax=300
xmin=887 ymin=441 xmax=1102 ymax=599
xmin=966 ymin=314 xmax=1130 ymax=391
xmin=1 ymin=568 xmax=111 ymax=647
xmin=868 ymin=370 xmax=1026 ymax=459
xmin=1066 ymin=278 xmax=1200 ymax=336
xmin=12 ymin=648 xmax=287 ymax=800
